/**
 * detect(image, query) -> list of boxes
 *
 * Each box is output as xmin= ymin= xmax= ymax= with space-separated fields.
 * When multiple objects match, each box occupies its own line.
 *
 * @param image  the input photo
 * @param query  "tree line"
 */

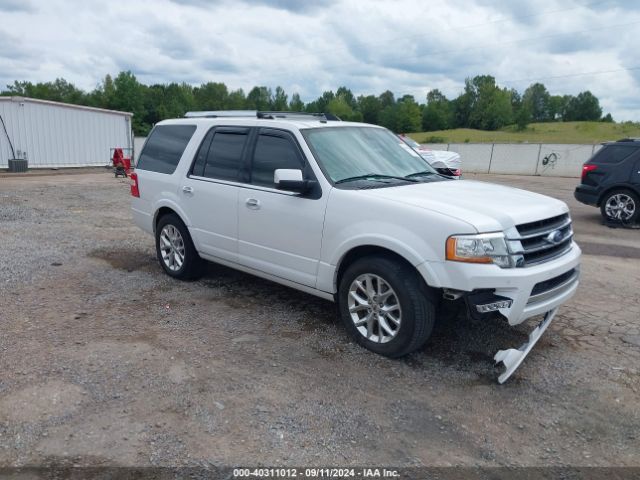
xmin=1 ymin=72 xmax=611 ymax=136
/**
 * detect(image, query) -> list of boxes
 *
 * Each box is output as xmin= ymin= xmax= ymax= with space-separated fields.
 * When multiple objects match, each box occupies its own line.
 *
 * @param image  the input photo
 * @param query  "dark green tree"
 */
xmin=194 ymin=82 xmax=229 ymax=111
xmin=563 ymin=91 xmax=602 ymax=121
xmin=246 ymin=86 xmax=273 ymax=110
xmin=522 ymin=83 xmax=552 ymax=122
xmin=357 ymin=95 xmax=381 ymax=124
xmin=422 ymin=89 xmax=452 ymax=131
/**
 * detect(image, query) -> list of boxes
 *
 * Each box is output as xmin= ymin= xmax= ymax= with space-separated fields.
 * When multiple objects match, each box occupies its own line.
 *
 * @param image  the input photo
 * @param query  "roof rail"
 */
xmin=257 ymin=111 xmax=341 ymax=121
xmin=183 ymin=110 xmax=342 ymax=121
xmin=616 ymin=137 xmax=640 ymax=142
xmin=184 ymin=110 xmax=257 ymax=118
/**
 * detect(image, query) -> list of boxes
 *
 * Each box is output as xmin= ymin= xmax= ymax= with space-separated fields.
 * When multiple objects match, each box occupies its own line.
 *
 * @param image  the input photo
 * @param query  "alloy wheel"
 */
xmin=605 ymin=193 xmax=636 ymax=221
xmin=159 ymin=224 xmax=185 ymax=272
xmin=348 ymin=273 xmax=402 ymax=343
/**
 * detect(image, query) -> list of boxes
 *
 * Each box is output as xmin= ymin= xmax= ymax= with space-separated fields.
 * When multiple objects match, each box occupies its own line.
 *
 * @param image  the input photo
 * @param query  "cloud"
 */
xmin=0 ymin=0 xmax=638 ymax=120
xmin=0 ymin=0 xmax=33 ymax=12
xmin=168 ymin=0 xmax=335 ymax=14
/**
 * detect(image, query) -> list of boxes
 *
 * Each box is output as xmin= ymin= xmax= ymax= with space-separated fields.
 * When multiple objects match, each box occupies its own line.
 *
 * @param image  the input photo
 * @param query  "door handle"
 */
xmin=245 ymin=198 xmax=260 ymax=209
xmin=182 ymin=186 xmax=194 ymax=194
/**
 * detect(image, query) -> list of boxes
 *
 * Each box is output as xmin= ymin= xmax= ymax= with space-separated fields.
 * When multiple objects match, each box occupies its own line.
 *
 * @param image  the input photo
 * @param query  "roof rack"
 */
xmin=184 ymin=110 xmax=257 ymax=118
xmin=184 ymin=110 xmax=341 ymax=121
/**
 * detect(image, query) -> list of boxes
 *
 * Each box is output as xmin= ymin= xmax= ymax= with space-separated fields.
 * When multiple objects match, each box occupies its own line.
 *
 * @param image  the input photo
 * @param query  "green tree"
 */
xmin=421 ymin=89 xmax=452 ymax=131
xmin=601 ymin=112 xmax=614 ymax=122
xmin=246 ymin=86 xmax=273 ymax=110
xmin=357 ymin=95 xmax=381 ymax=124
xmin=289 ymin=92 xmax=304 ymax=111
xmin=306 ymin=90 xmax=335 ymax=113
xmin=227 ymin=88 xmax=247 ymax=109
xmin=335 ymin=86 xmax=358 ymax=109
xmin=272 ymin=86 xmax=288 ymax=111
xmin=563 ymin=91 xmax=602 ymax=121
xmin=378 ymin=90 xmax=395 ymax=109
xmin=395 ymin=95 xmax=421 ymax=133
xmin=462 ymin=75 xmax=513 ymax=130
xmin=194 ymin=82 xmax=229 ymax=111
xmin=522 ymin=83 xmax=552 ymax=122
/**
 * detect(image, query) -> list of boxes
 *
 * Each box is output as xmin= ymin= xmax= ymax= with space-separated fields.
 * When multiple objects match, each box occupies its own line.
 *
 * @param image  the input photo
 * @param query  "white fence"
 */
xmin=433 ymin=143 xmax=601 ymax=177
xmin=132 ymin=135 xmax=600 ymax=178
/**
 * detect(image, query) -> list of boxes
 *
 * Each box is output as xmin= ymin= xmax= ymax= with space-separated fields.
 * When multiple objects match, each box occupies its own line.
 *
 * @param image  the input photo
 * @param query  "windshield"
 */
xmin=302 ymin=126 xmax=437 ymax=183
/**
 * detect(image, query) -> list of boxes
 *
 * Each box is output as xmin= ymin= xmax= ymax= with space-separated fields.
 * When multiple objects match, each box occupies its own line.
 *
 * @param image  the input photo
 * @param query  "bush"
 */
xmin=422 ymin=135 xmax=446 ymax=143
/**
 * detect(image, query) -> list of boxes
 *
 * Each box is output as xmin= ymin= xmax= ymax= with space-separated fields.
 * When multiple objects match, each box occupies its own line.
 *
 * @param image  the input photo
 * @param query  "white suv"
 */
xmin=131 ymin=111 xmax=581 ymax=383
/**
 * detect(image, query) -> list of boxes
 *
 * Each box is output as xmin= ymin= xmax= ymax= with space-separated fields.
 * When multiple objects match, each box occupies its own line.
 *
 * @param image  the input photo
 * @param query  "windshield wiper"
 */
xmin=404 ymin=170 xmax=437 ymax=179
xmin=335 ymin=174 xmax=419 ymax=184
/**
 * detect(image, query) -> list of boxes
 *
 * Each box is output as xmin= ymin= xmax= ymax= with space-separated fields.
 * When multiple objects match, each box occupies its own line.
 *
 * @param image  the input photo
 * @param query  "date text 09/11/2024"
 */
xmin=232 ymin=468 xmax=400 ymax=478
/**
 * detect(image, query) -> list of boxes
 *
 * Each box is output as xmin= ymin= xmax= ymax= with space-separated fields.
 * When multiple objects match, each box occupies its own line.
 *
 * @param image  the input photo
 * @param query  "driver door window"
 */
xmin=251 ymin=133 xmax=302 ymax=188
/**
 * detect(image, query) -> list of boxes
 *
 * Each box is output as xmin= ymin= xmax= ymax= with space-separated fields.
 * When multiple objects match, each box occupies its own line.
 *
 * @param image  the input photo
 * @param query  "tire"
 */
xmin=600 ymin=189 xmax=640 ymax=224
xmin=338 ymin=255 xmax=435 ymax=358
xmin=155 ymin=213 xmax=203 ymax=280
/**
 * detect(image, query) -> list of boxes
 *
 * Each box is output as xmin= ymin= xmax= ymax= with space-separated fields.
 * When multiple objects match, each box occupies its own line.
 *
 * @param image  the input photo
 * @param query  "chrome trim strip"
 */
xmin=527 ymin=270 xmax=580 ymax=305
xmin=510 ymin=217 xmax=572 ymax=240
xmin=188 ymin=175 xmax=298 ymax=196
xmin=519 ymin=232 xmax=573 ymax=254
xmin=523 ymin=243 xmax=574 ymax=267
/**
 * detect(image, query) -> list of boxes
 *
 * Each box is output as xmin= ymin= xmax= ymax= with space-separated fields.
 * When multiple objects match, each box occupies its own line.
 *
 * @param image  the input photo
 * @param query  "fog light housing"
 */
xmin=476 ymin=299 xmax=513 ymax=313
xmin=465 ymin=290 xmax=514 ymax=321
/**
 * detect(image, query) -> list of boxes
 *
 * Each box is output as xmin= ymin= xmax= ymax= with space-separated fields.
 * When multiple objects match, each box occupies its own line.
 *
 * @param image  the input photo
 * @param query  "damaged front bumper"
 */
xmin=494 ymin=308 xmax=558 ymax=384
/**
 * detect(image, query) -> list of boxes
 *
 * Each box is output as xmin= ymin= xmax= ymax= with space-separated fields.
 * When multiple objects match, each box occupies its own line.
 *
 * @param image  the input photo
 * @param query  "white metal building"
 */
xmin=0 ymin=96 xmax=133 ymax=169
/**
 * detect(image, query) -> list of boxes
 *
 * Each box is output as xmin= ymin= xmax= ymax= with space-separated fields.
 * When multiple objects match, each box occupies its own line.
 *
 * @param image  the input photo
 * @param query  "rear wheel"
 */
xmin=155 ymin=213 xmax=203 ymax=280
xmin=338 ymin=255 xmax=435 ymax=358
xmin=601 ymin=189 xmax=639 ymax=223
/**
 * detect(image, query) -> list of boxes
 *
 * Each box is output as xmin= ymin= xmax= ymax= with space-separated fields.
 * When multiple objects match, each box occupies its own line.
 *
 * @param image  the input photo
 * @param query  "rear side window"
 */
xmin=191 ymin=130 xmax=214 ymax=177
xmin=251 ymin=134 xmax=302 ymax=187
xmin=592 ymin=145 xmax=638 ymax=164
xmin=137 ymin=125 xmax=196 ymax=174
xmin=203 ymin=132 xmax=248 ymax=181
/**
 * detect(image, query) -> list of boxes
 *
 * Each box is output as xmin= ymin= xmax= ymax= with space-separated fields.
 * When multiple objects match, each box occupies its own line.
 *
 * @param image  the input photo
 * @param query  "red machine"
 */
xmin=112 ymin=148 xmax=132 ymax=178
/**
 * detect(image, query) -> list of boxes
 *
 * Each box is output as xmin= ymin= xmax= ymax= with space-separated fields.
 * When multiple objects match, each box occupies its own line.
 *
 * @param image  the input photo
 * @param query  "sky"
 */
xmin=1 ymin=0 xmax=639 ymax=120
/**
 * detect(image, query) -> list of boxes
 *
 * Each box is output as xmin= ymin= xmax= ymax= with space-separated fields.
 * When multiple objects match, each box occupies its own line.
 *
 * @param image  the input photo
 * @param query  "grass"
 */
xmin=411 ymin=121 xmax=640 ymax=144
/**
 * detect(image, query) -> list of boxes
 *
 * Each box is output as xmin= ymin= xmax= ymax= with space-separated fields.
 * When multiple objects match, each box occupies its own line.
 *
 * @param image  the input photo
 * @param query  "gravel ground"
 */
xmin=0 ymin=171 xmax=639 ymax=469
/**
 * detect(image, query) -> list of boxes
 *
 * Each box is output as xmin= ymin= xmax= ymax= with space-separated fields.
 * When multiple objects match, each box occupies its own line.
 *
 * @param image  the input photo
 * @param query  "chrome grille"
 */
xmin=511 ymin=213 xmax=574 ymax=267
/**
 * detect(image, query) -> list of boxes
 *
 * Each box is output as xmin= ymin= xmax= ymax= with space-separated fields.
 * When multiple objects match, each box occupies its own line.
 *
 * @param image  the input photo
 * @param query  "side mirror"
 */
xmin=274 ymin=169 xmax=312 ymax=193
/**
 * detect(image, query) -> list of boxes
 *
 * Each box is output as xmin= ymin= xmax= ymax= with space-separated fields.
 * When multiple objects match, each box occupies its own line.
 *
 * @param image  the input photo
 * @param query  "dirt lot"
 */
xmin=0 ymin=170 xmax=639 ymax=469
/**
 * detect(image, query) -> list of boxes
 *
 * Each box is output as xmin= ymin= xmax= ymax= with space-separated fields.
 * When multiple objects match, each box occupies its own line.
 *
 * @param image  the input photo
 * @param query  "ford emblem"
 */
xmin=545 ymin=230 xmax=564 ymax=245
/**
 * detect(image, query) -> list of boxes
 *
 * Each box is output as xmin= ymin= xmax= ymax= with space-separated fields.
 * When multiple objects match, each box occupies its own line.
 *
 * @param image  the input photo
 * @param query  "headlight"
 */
xmin=446 ymin=233 xmax=512 ymax=268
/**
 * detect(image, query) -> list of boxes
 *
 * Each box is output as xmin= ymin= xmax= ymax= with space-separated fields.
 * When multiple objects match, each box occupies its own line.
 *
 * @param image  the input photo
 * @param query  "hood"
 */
xmin=431 ymin=150 xmax=461 ymax=169
xmin=418 ymin=149 xmax=461 ymax=169
xmin=360 ymin=180 xmax=569 ymax=232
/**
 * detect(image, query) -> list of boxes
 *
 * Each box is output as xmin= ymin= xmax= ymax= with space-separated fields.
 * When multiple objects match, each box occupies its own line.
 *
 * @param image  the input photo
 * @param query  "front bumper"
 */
xmin=494 ymin=308 xmax=557 ymax=383
xmin=420 ymin=242 xmax=581 ymax=326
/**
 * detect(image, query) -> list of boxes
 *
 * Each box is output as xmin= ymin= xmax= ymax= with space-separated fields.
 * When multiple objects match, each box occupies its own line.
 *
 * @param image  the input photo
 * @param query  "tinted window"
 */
xmin=203 ymin=132 xmax=248 ymax=181
xmin=593 ymin=145 xmax=638 ymax=164
xmin=251 ymin=134 xmax=302 ymax=187
xmin=191 ymin=130 xmax=214 ymax=177
xmin=137 ymin=125 xmax=196 ymax=174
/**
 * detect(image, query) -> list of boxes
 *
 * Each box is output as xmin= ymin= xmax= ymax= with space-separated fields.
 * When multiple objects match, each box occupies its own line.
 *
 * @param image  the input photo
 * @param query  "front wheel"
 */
xmin=155 ymin=213 xmax=203 ymax=280
xmin=601 ymin=189 xmax=639 ymax=224
xmin=338 ymin=256 xmax=435 ymax=358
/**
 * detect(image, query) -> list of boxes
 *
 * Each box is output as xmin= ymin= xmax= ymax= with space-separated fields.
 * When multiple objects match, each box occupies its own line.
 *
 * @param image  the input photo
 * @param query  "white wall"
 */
xmin=448 ymin=143 xmax=494 ymax=174
xmin=0 ymin=97 xmax=132 ymax=168
xmin=425 ymin=142 xmax=601 ymax=177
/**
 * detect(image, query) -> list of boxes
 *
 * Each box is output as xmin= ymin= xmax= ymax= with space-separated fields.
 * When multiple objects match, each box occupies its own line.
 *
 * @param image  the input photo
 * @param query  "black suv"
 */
xmin=575 ymin=138 xmax=640 ymax=223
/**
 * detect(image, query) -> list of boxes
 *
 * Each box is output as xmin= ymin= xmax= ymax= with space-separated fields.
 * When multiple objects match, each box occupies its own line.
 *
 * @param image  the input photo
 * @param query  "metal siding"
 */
xmin=0 ymin=98 xmax=131 ymax=168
